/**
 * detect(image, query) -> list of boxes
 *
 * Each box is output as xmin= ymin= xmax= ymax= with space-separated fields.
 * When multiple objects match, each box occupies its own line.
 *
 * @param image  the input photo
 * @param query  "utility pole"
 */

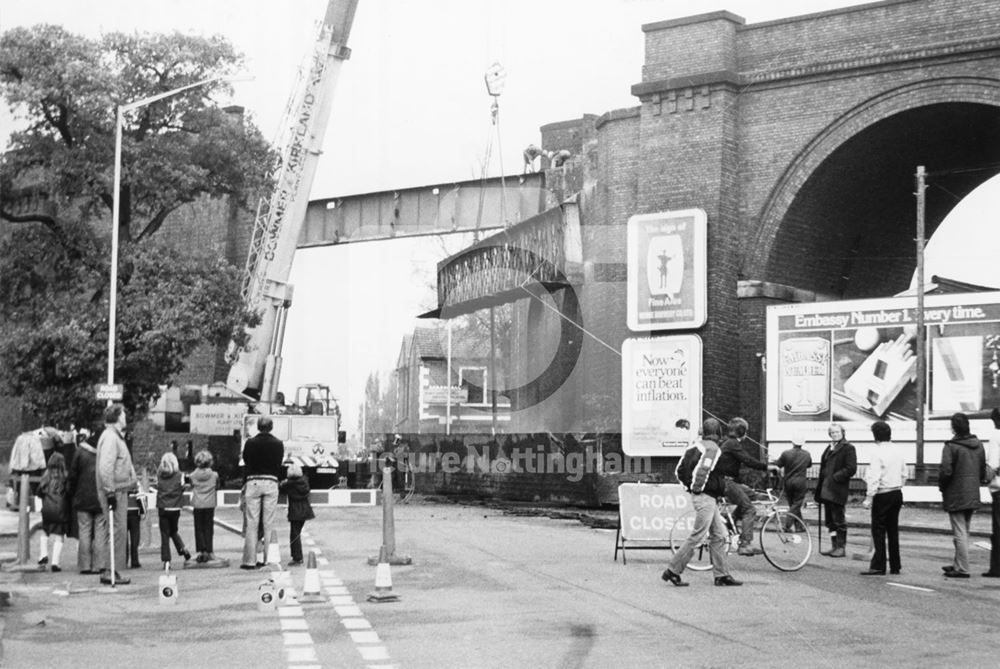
xmin=915 ymin=165 xmax=927 ymax=484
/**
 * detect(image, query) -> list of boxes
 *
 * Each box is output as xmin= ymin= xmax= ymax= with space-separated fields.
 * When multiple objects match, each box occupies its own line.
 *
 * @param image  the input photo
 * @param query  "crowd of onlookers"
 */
xmin=664 ymin=409 xmax=1000 ymax=586
xmin=9 ymin=406 xmax=314 ymax=584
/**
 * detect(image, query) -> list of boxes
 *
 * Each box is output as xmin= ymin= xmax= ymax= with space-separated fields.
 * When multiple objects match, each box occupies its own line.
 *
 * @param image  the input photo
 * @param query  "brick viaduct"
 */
xmin=509 ymin=0 xmax=1000 ymax=450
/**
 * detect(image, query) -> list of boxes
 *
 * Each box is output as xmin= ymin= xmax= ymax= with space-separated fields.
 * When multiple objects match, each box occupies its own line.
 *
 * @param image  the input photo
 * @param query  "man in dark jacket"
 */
xmin=716 ymin=417 xmax=772 ymax=556
xmin=662 ymin=418 xmax=741 ymax=587
xmin=815 ymin=423 xmax=857 ymax=558
xmin=939 ymin=412 xmax=989 ymax=578
xmin=66 ymin=432 xmax=105 ymax=575
xmin=240 ymin=416 xmax=285 ymax=569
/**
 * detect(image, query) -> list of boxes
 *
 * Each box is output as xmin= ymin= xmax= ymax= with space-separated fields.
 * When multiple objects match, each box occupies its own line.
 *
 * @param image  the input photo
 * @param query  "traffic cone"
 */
xmin=367 ymin=546 xmax=400 ymax=603
xmin=266 ymin=529 xmax=281 ymax=566
xmin=298 ymin=551 xmax=326 ymax=603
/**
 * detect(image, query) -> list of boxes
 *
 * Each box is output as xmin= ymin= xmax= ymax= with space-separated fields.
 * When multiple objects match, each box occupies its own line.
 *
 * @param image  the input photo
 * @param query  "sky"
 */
xmin=5 ymin=0 xmax=994 ymax=437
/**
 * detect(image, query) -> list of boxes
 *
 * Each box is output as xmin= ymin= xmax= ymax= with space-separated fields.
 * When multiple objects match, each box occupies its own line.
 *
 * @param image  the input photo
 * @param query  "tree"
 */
xmin=0 ymin=25 xmax=273 ymax=425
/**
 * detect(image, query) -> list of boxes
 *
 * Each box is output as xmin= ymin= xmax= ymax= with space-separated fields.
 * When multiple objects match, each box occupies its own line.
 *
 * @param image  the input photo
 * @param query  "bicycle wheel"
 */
xmin=669 ymin=508 xmax=714 ymax=571
xmin=760 ymin=511 xmax=812 ymax=571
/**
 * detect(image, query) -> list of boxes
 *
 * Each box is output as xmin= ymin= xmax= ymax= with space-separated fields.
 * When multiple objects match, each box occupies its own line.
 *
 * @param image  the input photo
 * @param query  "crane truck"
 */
xmin=223 ymin=0 xmax=360 ymax=481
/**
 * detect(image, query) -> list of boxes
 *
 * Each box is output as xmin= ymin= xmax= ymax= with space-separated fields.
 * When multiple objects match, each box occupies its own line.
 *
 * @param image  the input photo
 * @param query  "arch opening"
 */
xmin=764 ymin=102 xmax=1000 ymax=299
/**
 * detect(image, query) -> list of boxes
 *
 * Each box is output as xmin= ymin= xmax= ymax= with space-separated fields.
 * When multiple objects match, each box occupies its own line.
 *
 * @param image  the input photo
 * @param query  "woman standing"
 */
xmin=815 ymin=423 xmax=857 ymax=558
xmin=938 ymin=412 xmax=989 ymax=578
xmin=860 ymin=420 xmax=907 ymax=575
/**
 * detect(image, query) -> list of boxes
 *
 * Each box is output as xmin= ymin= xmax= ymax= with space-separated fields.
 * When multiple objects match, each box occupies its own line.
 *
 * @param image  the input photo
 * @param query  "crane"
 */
xmin=220 ymin=0 xmax=359 ymax=480
xmin=226 ymin=0 xmax=359 ymax=406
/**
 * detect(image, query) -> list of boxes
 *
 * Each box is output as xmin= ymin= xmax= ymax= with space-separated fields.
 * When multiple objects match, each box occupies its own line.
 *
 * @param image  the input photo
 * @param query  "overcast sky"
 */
xmin=6 ymin=0 xmax=994 ymax=437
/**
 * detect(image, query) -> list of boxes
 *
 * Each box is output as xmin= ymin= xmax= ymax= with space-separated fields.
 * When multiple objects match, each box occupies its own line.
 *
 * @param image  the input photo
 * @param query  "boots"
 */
xmin=820 ymin=532 xmax=847 ymax=557
xmin=829 ymin=532 xmax=846 ymax=558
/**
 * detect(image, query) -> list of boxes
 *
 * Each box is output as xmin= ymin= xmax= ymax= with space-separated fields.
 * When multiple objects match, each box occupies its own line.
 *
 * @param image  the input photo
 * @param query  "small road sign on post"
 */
xmin=95 ymin=383 xmax=124 ymax=401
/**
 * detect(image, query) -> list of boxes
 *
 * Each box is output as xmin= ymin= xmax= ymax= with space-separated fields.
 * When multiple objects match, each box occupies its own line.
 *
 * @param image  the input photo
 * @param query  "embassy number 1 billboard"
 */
xmin=765 ymin=291 xmax=1000 ymax=443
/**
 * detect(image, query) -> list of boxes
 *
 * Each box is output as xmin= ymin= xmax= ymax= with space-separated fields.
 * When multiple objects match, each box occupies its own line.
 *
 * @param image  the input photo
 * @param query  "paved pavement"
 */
xmin=0 ymin=497 xmax=996 ymax=668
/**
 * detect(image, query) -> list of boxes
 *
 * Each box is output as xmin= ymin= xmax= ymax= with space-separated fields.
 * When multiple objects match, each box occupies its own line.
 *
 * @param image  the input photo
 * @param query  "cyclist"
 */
xmin=662 ymin=418 xmax=741 ymax=587
xmin=716 ymin=417 xmax=777 ymax=556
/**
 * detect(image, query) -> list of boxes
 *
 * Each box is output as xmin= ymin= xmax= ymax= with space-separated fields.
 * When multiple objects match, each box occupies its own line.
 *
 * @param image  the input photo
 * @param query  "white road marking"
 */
xmin=284 ymin=531 xmax=396 ymax=668
xmin=887 ymin=582 xmax=935 ymax=592
xmin=342 ymin=618 xmax=373 ymax=630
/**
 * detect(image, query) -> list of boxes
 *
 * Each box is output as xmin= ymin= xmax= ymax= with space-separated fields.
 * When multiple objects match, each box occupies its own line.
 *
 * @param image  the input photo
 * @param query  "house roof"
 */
xmin=408 ymin=324 xmax=493 ymax=361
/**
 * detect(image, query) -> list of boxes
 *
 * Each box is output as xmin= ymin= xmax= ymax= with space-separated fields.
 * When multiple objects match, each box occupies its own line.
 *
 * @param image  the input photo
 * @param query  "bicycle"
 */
xmin=668 ymin=488 xmax=812 ymax=572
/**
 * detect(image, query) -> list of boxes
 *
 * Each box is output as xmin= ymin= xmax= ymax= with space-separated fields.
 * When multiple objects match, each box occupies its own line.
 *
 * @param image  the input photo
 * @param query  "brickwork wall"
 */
xmin=737 ymin=0 xmax=1000 ymax=73
xmin=641 ymin=12 xmax=743 ymax=81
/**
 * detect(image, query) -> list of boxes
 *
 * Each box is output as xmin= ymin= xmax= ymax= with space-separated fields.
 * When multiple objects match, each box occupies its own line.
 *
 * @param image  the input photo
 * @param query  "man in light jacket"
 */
xmin=95 ymin=403 xmax=137 ymax=585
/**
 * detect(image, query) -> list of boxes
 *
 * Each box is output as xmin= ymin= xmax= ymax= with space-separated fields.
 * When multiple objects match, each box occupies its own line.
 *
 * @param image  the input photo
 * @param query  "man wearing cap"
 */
xmin=775 ymin=434 xmax=813 ymax=529
xmin=240 ymin=416 xmax=284 ymax=570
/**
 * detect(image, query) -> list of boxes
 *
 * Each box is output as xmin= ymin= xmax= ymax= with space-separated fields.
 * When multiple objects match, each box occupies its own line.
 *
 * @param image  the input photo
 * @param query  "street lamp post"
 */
xmin=107 ymin=75 xmax=246 ymax=386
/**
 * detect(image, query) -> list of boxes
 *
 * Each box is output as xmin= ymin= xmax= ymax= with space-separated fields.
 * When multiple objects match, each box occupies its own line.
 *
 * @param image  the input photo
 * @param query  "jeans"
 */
xmin=289 ymin=519 xmax=306 ymax=562
xmin=667 ymin=494 xmax=731 ymax=579
xmin=724 ymin=480 xmax=756 ymax=547
xmin=784 ymin=478 xmax=808 ymax=527
xmin=158 ymin=509 xmax=187 ymax=562
xmin=97 ymin=490 xmax=128 ymax=574
xmin=193 ymin=508 xmax=215 ymax=555
xmin=870 ymin=489 xmax=902 ymax=572
xmin=948 ymin=508 xmax=975 ymax=574
xmin=126 ymin=509 xmax=141 ymax=567
xmin=823 ymin=502 xmax=847 ymax=534
xmin=77 ymin=510 xmax=107 ymax=573
xmin=242 ymin=479 xmax=278 ymax=566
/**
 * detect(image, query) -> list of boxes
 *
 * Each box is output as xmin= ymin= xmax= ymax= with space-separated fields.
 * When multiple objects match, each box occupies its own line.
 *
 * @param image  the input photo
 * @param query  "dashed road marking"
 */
xmin=272 ymin=530 xmax=397 ymax=668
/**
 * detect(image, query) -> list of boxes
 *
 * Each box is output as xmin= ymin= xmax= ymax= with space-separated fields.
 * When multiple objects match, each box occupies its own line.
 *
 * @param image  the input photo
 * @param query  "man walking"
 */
xmin=241 ymin=416 xmax=285 ymax=570
xmin=96 ymin=403 xmax=136 ymax=585
xmin=662 ymin=418 xmax=741 ymax=587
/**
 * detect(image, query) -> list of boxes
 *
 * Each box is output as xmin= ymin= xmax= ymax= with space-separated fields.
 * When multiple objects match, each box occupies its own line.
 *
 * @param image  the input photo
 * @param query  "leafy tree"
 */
xmin=0 ymin=25 xmax=273 ymax=425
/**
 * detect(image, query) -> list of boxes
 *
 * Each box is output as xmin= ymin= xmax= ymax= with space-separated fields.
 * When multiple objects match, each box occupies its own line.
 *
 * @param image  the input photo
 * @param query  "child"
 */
xmin=36 ymin=452 xmax=70 ymax=572
xmin=156 ymin=452 xmax=191 ymax=569
xmin=125 ymin=483 xmax=145 ymax=569
xmin=280 ymin=464 xmax=315 ymax=566
xmin=188 ymin=450 xmax=219 ymax=563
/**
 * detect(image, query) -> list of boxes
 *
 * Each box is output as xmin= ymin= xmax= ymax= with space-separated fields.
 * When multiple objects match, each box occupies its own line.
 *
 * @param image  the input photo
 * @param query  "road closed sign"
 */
xmin=614 ymin=482 xmax=700 ymax=564
xmin=618 ymin=483 xmax=691 ymax=541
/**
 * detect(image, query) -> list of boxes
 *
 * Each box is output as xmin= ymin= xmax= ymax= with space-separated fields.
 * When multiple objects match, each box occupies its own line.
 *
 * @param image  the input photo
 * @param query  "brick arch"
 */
xmin=751 ymin=77 xmax=1000 ymax=274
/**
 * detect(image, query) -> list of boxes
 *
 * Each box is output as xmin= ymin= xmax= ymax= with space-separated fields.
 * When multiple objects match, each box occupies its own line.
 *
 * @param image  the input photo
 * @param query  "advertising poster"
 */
xmin=627 ymin=209 xmax=707 ymax=331
xmin=766 ymin=292 xmax=1000 ymax=442
xmin=621 ymin=335 xmax=702 ymax=456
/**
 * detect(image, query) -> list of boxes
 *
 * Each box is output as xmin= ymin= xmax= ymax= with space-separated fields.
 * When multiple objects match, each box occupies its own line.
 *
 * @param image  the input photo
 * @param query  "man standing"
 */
xmin=985 ymin=408 xmax=1000 ymax=578
xmin=938 ymin=412 xmax=988 ymax=578
xmin=241 ymin=416 xmax=285 ymax=570
xmin=716 ymin=417 xmax=772 ymax=556
xmin=775 ymin=433 xmax=812 ymax=528
xmin=815 ymin=423 xmax=857 ymax=558
xmin=662 ymin=418 xmax=741 ymax=587
xmin=96 ymin=403 xmax=136 ymax=585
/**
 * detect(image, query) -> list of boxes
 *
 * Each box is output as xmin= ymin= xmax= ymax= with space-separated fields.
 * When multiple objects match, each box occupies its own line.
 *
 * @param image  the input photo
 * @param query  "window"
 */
xmin=459 ymin=366 xmax=487 ymax=404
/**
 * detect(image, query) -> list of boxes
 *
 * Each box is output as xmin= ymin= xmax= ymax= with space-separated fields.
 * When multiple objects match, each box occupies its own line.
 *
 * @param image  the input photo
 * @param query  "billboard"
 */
xmin=627 ymin=209 xmax=707 ymax=331
xmin=622 ymin=335 xmax=702 ymax=456
xmin=766 ymin=291 xmax=1000 ymax=442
